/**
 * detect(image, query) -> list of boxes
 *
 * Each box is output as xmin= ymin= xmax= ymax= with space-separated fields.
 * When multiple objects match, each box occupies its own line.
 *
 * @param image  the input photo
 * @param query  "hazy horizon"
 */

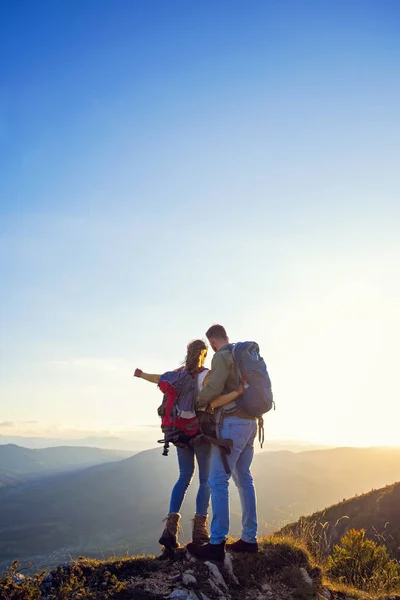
xmin=1 ymin=424 xmax=400 ymax=454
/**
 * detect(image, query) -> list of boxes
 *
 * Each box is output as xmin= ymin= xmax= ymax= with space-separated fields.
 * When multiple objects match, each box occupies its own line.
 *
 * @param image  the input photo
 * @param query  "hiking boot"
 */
xmin=158 ymin=513 xmax=180 ymax=549
xmin=226 ymin=539 xmax=259 ymax=553
xmin=186 ymin=541 xmax=225 ymax=562
xmin=192 ymin=514 xmax=210 ymax=545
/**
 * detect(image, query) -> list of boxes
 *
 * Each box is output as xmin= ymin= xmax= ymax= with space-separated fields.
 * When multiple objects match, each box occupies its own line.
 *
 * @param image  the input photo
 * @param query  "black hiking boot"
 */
xmin=226 ymin=539 xmax=259 ymax=553
xmin=186 ymin=541 xmax=225 ymax=562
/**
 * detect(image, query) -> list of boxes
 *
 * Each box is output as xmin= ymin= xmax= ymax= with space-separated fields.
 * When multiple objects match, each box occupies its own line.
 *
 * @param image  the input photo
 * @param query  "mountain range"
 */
xmin=0 ymin=443 xmax=135 ymax=486
xmin=0 ymin=434 xmax=332 ymax=453
xmin=0 ymin=445 xmax=400 ymax=572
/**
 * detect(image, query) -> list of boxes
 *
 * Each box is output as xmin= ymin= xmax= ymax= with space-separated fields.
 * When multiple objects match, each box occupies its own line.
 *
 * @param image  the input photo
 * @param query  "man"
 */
xmin=187 ymin=324 xmax=258 ymax=561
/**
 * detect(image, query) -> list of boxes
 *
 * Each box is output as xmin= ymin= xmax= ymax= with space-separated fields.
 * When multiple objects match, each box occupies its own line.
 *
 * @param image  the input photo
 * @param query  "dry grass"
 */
xmin=273 ymin=526 xmax=400 ymax=599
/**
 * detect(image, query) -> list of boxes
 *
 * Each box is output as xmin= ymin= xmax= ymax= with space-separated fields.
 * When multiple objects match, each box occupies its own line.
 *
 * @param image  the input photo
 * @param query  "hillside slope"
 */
xmin=281 ymin=481 xmax=400 ymax=559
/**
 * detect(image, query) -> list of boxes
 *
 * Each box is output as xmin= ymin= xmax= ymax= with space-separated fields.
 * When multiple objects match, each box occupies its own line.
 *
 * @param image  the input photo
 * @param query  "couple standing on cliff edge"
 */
xmin=135 ymin=323 xmax=274 ymax=561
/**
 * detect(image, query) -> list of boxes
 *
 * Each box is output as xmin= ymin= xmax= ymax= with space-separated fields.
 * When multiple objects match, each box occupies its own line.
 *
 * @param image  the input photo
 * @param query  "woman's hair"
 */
xmin=184 ymin=339 xmax=207 ymax=375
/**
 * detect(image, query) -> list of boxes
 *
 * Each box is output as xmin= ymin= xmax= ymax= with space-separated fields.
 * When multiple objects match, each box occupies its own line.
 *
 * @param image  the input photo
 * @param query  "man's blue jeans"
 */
xmin=169 ymin=441 xmax=211 ymax=516
xmin=208 ymin=416 xmax=258 ymax=544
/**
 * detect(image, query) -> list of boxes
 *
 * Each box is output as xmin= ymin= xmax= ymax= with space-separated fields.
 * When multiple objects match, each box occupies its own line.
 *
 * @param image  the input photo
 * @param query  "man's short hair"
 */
xmin=206 ymin=324 xmax=228 ymax=340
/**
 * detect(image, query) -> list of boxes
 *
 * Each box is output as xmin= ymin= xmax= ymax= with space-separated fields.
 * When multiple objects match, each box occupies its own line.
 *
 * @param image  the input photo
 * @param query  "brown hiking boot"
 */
xmin=158 ymin=513 xmax=180 ymax=549
xmin=192 ymin=514 xmax=210 ymax=545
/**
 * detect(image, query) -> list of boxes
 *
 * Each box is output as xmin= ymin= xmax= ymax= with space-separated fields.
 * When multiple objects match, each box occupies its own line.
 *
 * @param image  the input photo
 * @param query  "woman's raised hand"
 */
xmin=134 ymin=368 xmax=143 ymax=378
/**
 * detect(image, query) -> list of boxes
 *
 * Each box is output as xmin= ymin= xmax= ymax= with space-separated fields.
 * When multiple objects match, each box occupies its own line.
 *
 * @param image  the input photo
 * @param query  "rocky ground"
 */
xmin=1 ymin=538 xmax=398 ymax=600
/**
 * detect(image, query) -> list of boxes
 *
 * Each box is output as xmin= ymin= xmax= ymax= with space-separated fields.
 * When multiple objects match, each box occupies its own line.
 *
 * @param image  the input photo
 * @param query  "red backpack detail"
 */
xmin=157 ymin=367 xmax=207 ymax=455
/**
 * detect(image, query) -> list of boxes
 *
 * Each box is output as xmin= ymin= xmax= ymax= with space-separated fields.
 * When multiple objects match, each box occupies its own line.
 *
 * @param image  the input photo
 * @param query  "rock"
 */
xmin=184 ymin=569 xmax=195 ymax=574
xmin=224 ymin=553 xmax=239 ymax=584
xmin=187 ymin=592 xmax=200 ymax=600
xmin=205 ymin=561 xmax=229 ymax=591
xmin=168 ymin=590 xmax=191 ymax=600
xmin=182 ymin=573 xmax=197 ymax=585
xmin=186 ymin=552 xmax=197 ymax=563
xmin=208 ymin=578 xmax=222 ymax=596
xmin=200 ymin=594 xmax=212 ymax=600
xmin=299 ymin=567 xmax=313 ymax=587
xmin=261 ymin=582 xmax=272 ymax=592
xmin=207 ymin=578 xmax=230 ymax=599
xmin=244 ymin=592 xmax=268 ymax=600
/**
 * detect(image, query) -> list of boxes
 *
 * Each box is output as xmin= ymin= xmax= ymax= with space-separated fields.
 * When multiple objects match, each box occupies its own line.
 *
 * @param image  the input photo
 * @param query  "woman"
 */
xmin=134 ymin=339 xmax=242 ymax=550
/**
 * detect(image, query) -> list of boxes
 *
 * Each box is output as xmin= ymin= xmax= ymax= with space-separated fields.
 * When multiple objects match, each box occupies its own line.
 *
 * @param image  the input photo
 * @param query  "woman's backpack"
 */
xmin=156 ymin=368 xmax=234 ymax=473
xmin=157 ymin=368 xmax=207 ymax=454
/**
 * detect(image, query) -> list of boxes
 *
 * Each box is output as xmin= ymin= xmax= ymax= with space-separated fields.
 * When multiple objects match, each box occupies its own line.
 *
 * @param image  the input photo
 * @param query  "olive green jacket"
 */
xmin=196 ymin=344 xmax=238 ymax=408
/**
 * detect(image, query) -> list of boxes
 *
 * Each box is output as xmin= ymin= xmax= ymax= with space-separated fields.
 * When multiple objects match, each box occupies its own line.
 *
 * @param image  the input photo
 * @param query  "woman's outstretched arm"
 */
xmin=134 ymin=368 xmax=160 ymax=384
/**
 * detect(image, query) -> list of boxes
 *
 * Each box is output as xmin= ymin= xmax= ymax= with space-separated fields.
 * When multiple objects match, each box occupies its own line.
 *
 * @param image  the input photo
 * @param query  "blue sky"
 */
xmin=1 ymin=0 xmax=400 ymax=446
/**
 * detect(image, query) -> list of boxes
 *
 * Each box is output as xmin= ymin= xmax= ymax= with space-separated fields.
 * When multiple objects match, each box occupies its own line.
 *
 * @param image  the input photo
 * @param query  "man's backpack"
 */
xmin=157 ymin=368 xmax=205 ymax=454
xmin=231 ymin=341 xmax=274 ymax=418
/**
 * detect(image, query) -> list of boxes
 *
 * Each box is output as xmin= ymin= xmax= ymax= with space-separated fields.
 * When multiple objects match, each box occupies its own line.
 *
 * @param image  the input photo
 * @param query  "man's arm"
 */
xmin=197 ymin=352 xmax=231 ymax=408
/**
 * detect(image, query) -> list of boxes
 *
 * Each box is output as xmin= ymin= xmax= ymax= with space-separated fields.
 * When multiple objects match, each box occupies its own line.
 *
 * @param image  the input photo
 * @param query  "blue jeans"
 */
xmin=208 ymin=416 xmax=258 ymax=544
xmin=169 ymin=441 xmax=211 ymax=516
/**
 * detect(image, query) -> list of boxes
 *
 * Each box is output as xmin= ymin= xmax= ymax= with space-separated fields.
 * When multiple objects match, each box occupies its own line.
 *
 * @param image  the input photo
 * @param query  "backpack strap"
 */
xmin=171 ymin=403 xmax=178 ymax=433
xmin=214 ymin=405 xmax=230 ymax=439
xmin=191 ymin=434 xmax=233 ymax=474
xmin=230 ymin=344 xmax=242 ymax=388
xmin=219 ymin=445 xmax=231 ymax=475
xmin=193 ymin=372 xmax=199 ymax=405
xmin=258 ymin=416 xmax=265 ymax=448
